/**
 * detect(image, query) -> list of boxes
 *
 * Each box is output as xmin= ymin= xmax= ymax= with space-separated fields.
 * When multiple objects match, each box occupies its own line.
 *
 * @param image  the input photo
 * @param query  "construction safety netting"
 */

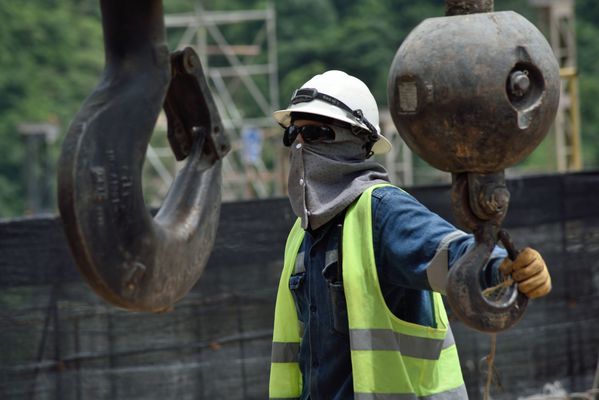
xmin=1 ymin=171 xmax=598 ymax=399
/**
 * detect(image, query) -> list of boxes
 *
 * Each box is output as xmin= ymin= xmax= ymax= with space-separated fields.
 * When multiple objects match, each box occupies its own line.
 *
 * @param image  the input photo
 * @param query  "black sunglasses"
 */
xmin=283 ymin=124 xmax=336 ymax=147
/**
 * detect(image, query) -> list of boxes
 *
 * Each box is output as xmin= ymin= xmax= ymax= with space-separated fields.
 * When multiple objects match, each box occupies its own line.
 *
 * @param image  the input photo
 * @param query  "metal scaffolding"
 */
xmin=145 ymin=3 xmax=281 ymax=203
xmin=530 ymin=0 xmax=582 ymax=171
xmin=18 ymin=123 xmax=59 ymax=215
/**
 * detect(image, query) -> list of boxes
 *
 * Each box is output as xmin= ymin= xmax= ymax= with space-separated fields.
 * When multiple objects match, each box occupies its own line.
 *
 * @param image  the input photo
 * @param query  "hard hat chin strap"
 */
xmin=290 ymin=88 xmax=379 ymax=144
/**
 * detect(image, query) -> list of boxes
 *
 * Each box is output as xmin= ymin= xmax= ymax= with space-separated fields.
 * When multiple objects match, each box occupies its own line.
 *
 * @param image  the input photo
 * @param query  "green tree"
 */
xmin=1 ymin=0 xmax=598 ymax=216
xmin=576 ymin=1 xmax=599 ymax=165
xmin=0 ymin=0 xmax=103 ymax=217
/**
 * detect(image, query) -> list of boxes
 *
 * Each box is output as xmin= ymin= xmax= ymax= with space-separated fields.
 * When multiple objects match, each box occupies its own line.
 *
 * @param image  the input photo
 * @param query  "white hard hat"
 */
xmin=273 ymin=70 xmax=392 ymax=155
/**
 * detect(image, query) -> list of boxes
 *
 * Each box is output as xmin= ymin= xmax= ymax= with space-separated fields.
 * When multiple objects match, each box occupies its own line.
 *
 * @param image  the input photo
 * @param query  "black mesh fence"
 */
xmin=1 ymin=171 xmax=598 ymax=399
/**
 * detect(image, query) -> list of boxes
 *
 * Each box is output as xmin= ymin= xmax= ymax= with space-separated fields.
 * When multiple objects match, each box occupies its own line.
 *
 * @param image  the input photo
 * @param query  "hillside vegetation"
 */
xmin=0 ymin=0 xmax=597 ymax=216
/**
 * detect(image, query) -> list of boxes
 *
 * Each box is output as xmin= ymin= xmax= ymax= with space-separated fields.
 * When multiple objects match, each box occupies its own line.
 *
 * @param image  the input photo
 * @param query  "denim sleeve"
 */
xmin=371 ymin=186 xmax=507 ymax=293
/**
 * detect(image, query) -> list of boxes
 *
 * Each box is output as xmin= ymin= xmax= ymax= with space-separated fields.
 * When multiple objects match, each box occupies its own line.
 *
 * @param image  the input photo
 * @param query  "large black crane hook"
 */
xmin=388 ymin=0 xmax=560 ymax=331
xmin=57 ymin=0 xmax=230 ymax=311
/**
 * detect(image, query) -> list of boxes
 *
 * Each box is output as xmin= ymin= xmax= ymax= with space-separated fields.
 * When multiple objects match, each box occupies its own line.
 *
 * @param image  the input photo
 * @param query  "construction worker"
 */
xmin=269 ymin=70 xmax=552 ymax=400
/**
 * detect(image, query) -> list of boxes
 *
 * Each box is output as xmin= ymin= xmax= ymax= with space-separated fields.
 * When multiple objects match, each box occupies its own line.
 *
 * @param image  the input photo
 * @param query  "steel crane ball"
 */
xmin=387 ymin=9 xmax=560 ymax=331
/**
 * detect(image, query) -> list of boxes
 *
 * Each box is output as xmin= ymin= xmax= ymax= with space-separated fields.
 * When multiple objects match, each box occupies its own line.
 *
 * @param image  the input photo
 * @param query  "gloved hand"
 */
xmin=499 ymin=247 xmax=551 ymax=299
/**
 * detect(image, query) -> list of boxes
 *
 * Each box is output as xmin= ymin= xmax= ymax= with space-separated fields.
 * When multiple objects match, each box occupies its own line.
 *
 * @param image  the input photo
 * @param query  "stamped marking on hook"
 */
xmin=120 ymin=166 xmax=132 ymax=199
xmin=122 ymin=261 xmax=147 ymax=293
xmin=91 ymin=167 xmax=108 ymax=202
xmin=106 ymin=149 xmax=121 ymax=215
xmin=104 ymin=149 xmax=135 ymax=224
xmin=91 ymin=166 xmax=108 ymax=227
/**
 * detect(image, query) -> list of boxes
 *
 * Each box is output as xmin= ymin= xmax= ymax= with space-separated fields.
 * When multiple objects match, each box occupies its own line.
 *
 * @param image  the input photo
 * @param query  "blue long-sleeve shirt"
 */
xmin=289 ymin=185 xmax=506 ymax=400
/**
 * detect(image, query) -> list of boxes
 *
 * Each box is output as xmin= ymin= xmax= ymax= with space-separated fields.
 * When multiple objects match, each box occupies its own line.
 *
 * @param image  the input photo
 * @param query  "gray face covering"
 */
xmin=287 ymin=126 xmax=390 ymax=230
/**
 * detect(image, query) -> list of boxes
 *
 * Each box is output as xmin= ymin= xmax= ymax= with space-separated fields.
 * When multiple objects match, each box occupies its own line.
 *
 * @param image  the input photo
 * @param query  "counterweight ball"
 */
xmin=387 ymin=11 xmax=560 ymax=173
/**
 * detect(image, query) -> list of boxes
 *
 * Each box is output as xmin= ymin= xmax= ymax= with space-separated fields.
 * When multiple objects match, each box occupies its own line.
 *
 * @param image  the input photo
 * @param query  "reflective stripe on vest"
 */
xmin=354 ymin=384 xmax=468 ymax=399
xmin=349 ymin=325 xmax=455 ymax=360
xmin=271 ymin=341 xmax=299 ymax=363
xmin=270 ymin=398 xmax=300 ymax=400
xmin=269 ymin=184 xmax=466 ymax=399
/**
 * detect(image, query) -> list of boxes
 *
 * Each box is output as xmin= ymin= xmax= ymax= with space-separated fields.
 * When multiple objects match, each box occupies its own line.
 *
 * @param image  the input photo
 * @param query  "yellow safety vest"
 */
xmin=269 ymin=184 xmax=467 ymax=400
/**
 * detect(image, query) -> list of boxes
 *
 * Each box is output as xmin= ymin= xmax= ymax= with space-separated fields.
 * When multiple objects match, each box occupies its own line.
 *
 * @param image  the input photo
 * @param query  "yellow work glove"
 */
xmin=499 ymin=247 xmax=551 ymax=299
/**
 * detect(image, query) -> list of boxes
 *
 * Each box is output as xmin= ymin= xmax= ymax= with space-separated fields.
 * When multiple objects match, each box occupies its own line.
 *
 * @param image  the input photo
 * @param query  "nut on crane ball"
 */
xmin=387 ymin=11 xmax=560 ymax=173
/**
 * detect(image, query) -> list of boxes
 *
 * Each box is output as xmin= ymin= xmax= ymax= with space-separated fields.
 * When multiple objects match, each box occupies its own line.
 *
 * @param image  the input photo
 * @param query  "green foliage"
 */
xmin=0 ymin=0 xmax=598 ymax=215
xmin=576 ymin=14 xmax=599 ymax=166
xmin=274 ymin=0 xmax=446 ymax=106
xmin=0 ymin=0 xmax=103 ymax=217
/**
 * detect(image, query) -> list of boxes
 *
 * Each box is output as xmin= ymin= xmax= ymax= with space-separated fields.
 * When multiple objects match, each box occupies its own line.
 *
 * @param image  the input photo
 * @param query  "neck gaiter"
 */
xmin=287 ymin=126 xmax=390 ymax=230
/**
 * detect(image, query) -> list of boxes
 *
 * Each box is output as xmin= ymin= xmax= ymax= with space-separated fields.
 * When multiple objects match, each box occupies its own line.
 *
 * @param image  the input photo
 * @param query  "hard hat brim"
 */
xmin=371 ymin=134 xmax=392 ymax=155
